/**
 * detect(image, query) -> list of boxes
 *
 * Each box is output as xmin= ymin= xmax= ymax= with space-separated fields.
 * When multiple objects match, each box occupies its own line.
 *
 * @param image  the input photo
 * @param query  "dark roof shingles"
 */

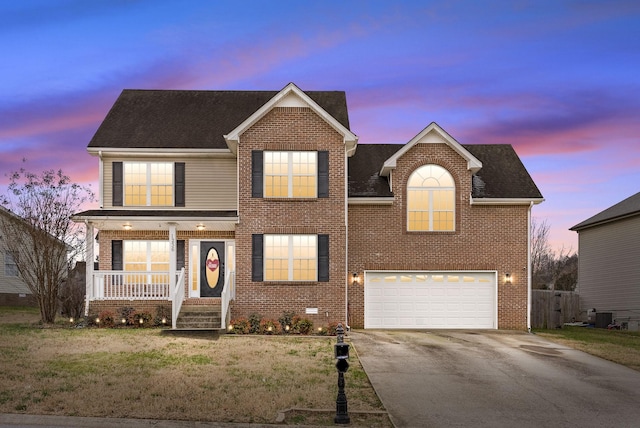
xmin=89 ymin=89 xmax=350 ymax=150
xmin=347 ymin=143 xmax=542 ymax=200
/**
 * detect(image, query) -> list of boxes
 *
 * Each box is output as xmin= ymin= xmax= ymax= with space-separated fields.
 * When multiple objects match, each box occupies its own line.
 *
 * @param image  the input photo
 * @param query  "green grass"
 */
xmin=536 ymin=326 xmax=640 ymax=371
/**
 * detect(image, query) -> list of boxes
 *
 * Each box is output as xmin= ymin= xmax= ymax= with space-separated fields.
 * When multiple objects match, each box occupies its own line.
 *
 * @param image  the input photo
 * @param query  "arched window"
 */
xmin=407 ymin=165 xmax=455 ymax=231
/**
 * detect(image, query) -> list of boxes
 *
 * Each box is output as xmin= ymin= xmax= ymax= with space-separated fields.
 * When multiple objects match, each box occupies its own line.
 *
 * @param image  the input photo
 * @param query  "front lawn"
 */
xmin=0 ymin=307 xmax=391 ymax=426
xmin=535 ymin=326 xmax=640 ymax=371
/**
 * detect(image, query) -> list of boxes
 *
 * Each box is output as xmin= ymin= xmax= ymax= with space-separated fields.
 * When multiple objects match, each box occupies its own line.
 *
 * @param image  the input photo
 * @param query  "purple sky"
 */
xmin=1 ymin=0 xmax=639 ymax=252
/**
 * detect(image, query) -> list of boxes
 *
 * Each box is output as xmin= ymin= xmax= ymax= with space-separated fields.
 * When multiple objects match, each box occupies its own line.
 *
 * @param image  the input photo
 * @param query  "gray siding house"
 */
xmin=570 ymin=191 xmax=640 ymax=330
xmin=0 ymin=208 xmax=33 ymax=306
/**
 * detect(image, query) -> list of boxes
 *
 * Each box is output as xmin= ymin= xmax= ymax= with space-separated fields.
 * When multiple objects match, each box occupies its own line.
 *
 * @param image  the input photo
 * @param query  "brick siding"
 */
xmin=347 ymin=143 xmax=529 ymax=329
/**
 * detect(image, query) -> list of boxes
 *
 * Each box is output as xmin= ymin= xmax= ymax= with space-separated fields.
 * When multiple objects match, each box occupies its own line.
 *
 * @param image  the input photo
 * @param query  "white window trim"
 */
xmin=264 ymin=234 xmax=317 ymax=281
xmin=123 ymin=161 xmax=175 ymax=207
xmin=407 ymin=165 xmax=456 ymax=232
xmin=264 ymin=151 xmax=317 ymax=198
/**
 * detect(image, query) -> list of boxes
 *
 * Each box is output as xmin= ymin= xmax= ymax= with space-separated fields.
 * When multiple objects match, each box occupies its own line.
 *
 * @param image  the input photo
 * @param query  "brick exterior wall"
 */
xmin=234 ymin=107 xmax=348 ymax=327
xmin=347 ymin=142 xmax=530 ymax=329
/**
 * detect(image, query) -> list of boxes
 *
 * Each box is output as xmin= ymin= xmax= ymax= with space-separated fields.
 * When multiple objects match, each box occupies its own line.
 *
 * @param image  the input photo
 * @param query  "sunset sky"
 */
xmin=1 ymin=0 xmax=639 ymax=252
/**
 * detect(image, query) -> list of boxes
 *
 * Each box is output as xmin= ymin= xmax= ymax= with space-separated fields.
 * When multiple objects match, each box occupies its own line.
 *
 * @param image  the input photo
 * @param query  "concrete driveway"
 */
xmin=349 ymin=330 xmax=640 ymax=428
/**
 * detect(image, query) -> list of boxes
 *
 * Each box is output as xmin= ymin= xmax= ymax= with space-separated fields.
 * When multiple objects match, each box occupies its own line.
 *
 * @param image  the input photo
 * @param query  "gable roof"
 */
xmin=380 ymin=122 xmax=482 ymax=176
xmin=348 ymin=143 xmax=543 ymax=201
xmin=224 ymin=83 xmax=358 ymax=155
xmin=570 ymin=191 xmax=640 ymax=231
xmin=88 ymin=85 xmax=352 ymax=152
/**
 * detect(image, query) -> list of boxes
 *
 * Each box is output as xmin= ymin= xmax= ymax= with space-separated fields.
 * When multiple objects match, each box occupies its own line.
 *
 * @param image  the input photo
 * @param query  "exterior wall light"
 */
xmin=505 ymin=273 xmax=512 ymax=284
xmin=352 ymin=272 xmax=359 ymax=285
xmin=123 ymin=224 xmax=132 ymax=231
xmin=196 ymin=224 xmax=205 ymax=231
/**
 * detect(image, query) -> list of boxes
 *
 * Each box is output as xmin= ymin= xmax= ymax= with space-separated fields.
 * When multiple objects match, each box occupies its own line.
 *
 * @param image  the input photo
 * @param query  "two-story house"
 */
xmin=72 ymin=83 xmax=543 ymax=330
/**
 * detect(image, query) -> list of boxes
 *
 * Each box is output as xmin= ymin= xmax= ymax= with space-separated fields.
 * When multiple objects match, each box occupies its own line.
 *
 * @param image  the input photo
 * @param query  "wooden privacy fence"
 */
xmin=531 ymin=290 xmax=580 ymax=329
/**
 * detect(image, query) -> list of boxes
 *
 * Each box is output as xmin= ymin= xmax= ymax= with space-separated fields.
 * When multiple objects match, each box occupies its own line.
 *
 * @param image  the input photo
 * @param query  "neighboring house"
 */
xmin=570 ymin=191 xmax=640 ymax=330
xmin=71 ymin=83 xmax=543 ymax=330
xmin=0 ymin=207 xmax=34 ymax=306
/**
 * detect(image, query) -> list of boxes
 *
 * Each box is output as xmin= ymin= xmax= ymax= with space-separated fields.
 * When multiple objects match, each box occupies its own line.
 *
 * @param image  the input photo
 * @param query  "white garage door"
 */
xmin=364 ymin=271 xmax=497 ymax=329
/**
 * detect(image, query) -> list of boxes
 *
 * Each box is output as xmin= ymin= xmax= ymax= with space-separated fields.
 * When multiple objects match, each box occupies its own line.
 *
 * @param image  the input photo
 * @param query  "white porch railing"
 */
xmin=221 ymin=271 xmax=236 ymax=329
xmin=92 ymin=271 xmax=172 ymax=300
xmin=171 ymin=268 xmax=186 ymax=329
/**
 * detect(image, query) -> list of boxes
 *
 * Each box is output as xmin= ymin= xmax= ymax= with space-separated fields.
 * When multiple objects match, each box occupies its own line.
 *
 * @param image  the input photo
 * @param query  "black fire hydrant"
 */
xmin=334 ymin=323 xmax=350 ymax=424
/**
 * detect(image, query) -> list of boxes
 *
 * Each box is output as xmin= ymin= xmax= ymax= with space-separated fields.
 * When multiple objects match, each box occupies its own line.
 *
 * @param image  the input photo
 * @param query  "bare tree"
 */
xmin=531 ymin=217 xmax=578 ymax=290
xmin=0 ymin=166 xmax=94 ymax=324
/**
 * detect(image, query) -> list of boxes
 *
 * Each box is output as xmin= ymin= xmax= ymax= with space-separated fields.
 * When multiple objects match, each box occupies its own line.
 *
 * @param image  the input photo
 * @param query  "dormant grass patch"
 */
xmin=0 ymin=307 xmax=390 ymax=426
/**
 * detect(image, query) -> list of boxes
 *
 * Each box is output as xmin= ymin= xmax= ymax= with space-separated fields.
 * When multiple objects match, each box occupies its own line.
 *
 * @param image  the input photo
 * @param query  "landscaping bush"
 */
xmin=154 ymin=305 xmax=171 ymax=326
xmin=292 ymin=316 xmax=313 ymax=335
xmin=259 ymin=318 xmax=281 ymax=335
xmin=278 ymin=310 xmax=296 ymax=332
xmin=248 ymin=312 xmax=262 ymax=334
xmin=229 ymin=318 xmax=250 ymax=334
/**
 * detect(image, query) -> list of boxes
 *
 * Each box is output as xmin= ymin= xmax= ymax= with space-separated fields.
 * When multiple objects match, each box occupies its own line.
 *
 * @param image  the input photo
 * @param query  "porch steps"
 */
xmin=175 ymin=305 xmax=222 ymax=330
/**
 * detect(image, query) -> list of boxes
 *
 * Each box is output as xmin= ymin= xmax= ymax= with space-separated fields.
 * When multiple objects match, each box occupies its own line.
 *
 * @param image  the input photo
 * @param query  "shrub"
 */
xmin=278 ymin=310 xmax=297 ymax=333
xmin=292 ymin=316 xmax=314 ymax=335
xmin=133 ymin=312 xmax=153 ymax=327
xmin=97 ymin=310 xmax=116 ymax=328
xmin=229 ymin=318 xmax=250 ymax=334
xmin=248 ymin=313 xmax=262 ymax=334
xmin=154 ymin=305 xmax=171 ymax=327
xmin=119 ymin=306 xmax=136 ymax=326
xmin=259 ymin=318 xmax=281 ymax=335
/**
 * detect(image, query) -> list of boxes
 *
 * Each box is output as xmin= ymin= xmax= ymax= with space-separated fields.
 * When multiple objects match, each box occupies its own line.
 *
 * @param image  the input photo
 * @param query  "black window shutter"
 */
xmin=176 ymin=240 xmax=185 ymax=269
xmin=112 ymin=240 xmax=123 ymax=270
xmin=112 ymin=162 xmax=123 ymax=206
xmin=318 ymin=151 xmax=329 ymax=198
xmin=174 ymin=163 xmax=185 ymax=207
xmin=252 ymin=151 xmax=263 ymax=198
xmin=318 ymin=234 xmax=329 ymax=282
xmin=252 ymin=234 xmax=263 ymax=282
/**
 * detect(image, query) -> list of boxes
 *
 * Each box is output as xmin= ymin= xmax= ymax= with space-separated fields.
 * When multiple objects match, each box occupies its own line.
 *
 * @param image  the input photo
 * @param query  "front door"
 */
xmin=200 ymin=241 xmax=225 ymax=297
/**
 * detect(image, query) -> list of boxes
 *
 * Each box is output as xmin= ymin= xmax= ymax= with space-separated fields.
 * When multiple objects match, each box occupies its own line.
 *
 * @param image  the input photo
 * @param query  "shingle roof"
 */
xmin=88 ymin=89 xmax=350 ymax=150
xmin=347 ymin=143 xmax=543 ymax=200
xmin=570 ymin=191 xmax=640 ymax=231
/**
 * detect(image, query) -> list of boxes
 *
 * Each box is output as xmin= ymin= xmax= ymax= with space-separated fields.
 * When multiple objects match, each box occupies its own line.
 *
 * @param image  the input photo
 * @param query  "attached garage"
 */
xmin=364 ymin=271 xmax=497 ymax=329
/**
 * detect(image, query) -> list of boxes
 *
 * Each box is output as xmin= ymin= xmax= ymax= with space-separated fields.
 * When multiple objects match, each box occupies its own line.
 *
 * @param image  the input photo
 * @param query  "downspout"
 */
xmin=527 ymin=201 xmax=533 ymax=332
xmin=344 ymin=144 xmax=350 ymax=330
xmin=98 ymin=151 xmax=103 ymax=208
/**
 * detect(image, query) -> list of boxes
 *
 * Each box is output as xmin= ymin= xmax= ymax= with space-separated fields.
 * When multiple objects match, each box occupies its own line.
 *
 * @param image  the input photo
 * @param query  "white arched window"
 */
xmin=407 ymin=165 xmax=455 ymax=231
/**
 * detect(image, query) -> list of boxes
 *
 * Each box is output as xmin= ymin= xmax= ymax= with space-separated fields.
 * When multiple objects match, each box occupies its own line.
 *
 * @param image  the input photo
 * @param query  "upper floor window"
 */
xmin=252 ymin=151 xmax=328 ymax=199
xmin=124 ymin=162 xmax=173 ymax=206
xmin=264 ymin=152 xmax=317 ymax=198
xmin=113 ymin=162 xmax=184 ymax=207
xmin=4 ymin=252 xmax=18 ymax=277
xmin=407 ymin=164 xmax=455 ymax=231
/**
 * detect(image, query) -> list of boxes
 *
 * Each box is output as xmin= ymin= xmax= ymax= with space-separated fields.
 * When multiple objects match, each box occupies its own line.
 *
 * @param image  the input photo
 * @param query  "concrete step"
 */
xmin=175 ymin=305 xmax=222 ymax=329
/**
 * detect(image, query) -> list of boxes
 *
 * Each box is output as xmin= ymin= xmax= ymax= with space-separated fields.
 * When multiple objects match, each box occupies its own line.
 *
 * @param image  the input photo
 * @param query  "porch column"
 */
xmin=169 ymin=223 xmax=177 ymax=293
xmin=84 ymin=221 xmax=94 ymax=316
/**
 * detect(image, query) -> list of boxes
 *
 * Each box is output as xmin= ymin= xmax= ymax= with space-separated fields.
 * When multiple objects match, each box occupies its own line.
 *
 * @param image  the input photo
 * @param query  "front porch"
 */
xmin=86 ymin=269 xmax=236 ymax=329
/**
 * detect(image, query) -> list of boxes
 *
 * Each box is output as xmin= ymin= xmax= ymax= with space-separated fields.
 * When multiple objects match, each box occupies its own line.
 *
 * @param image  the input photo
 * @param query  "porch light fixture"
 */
xmin=505 ymin=273 xmax=512 ymax=284
xmin=352 ymin=272 xmax=359 ymax=285
xmin=123 ymin=224 xmax=132 ymax=231
xmin=196 ymin=224 xmax=205 ymax=231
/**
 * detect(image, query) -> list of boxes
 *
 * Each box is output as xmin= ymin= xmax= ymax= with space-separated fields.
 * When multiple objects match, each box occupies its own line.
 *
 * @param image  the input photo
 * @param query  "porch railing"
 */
xmin=221 ymin=270 xmax=236 ymax=329
xmin=171 ymin=268 xmax=186 ymax=329
xmin=92 ymin=271 xmax=172 ymax=300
